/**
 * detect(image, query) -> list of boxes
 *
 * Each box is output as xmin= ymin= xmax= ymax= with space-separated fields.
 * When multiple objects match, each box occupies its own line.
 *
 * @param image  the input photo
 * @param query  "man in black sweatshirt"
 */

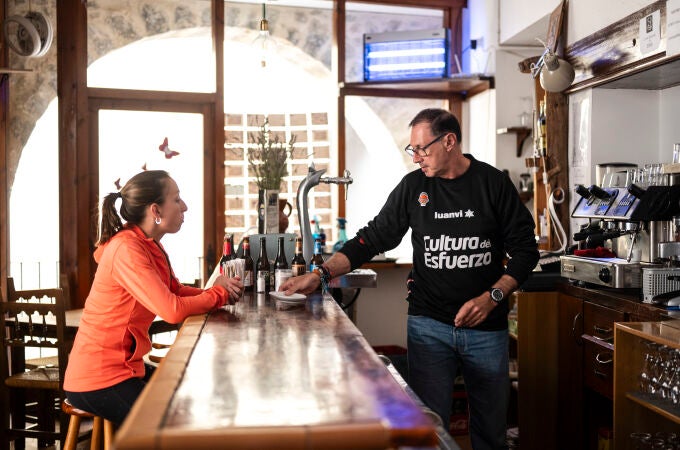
xmin=282 ymin=108 xmax=539 ymax=450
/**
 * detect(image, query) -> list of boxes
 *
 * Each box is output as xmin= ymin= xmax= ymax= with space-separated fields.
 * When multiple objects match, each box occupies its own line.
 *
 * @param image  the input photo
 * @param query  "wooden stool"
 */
xmin=61 ymin=399 xmax=114 ymax=450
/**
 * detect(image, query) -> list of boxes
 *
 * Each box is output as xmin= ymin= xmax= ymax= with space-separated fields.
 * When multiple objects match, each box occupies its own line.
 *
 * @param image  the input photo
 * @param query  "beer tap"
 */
xmin=296 ymin=163 xmax=353 ymax=263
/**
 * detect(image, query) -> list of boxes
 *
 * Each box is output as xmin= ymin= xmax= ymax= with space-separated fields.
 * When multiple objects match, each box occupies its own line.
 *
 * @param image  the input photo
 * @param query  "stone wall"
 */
xmin=7 ymin=0 xmax=439 ymax=188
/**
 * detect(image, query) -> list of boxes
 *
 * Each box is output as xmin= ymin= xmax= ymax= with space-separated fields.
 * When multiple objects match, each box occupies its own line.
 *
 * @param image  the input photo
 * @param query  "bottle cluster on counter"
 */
xmin=217 ymin=230 xmax=347 ymax=293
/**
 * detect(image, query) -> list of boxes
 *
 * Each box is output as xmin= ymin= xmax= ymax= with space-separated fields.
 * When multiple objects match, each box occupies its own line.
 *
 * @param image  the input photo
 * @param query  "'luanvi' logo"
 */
xmin=418 ymin=192 xmax=429 ymax=207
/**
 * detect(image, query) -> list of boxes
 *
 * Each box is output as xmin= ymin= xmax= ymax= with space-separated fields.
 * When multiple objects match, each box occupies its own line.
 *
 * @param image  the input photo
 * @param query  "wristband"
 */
xmin=312 ymin=265 xmax=331 ymax=293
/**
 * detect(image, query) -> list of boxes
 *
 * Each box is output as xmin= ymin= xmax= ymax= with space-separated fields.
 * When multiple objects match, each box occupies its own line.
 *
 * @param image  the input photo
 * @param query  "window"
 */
xmin=223 ymin=112 xmax=332 ymax=246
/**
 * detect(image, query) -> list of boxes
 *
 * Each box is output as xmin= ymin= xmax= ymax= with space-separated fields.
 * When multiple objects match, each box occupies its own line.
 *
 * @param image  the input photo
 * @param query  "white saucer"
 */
xmin=269 ymin=291 xmax=307 ymax=303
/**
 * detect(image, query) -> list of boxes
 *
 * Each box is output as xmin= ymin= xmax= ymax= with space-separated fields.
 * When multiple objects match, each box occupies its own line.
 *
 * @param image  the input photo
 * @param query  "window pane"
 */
xmin=87 ymin=1 xmax=215 ymax=92
xmin=7 ymin=0 xmax=59 ymax=289
xmin=98 ymin=110 xmax=204 ymax=282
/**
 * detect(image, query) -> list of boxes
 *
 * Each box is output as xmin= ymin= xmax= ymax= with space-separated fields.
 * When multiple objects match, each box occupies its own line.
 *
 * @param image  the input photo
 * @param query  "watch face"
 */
xmin=490 ymin=288 xmax=503 ymax=302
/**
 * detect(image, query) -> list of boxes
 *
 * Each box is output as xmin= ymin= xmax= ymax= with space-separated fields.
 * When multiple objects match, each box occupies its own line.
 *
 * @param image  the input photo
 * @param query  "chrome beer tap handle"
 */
xmin=296 ymin=163 xmax=326 ymax=263
xmin=320 ymin=170 xmax=353 ymax=199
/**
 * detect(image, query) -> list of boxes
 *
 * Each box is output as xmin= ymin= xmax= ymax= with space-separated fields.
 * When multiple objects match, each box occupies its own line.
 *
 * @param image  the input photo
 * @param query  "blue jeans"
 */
xmin=407 ymin=315 xmax=509 ymax=450
xmin=65 ymin=364 xmax=155 ymax=426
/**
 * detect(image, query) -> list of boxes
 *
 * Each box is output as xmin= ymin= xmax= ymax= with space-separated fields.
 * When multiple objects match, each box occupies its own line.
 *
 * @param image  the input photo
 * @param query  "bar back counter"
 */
xmin=114 ymin=292 xmax=439 ymax=450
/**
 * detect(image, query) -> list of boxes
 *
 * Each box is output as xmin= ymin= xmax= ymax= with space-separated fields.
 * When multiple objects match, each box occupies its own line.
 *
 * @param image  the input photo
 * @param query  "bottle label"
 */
xmin=292 ymin=264 xmax=306 ymax=277
xmin=243 ymin=269 xmax=254 ymax=287
xmin=257 ymin=271 xmax=269 ymax=293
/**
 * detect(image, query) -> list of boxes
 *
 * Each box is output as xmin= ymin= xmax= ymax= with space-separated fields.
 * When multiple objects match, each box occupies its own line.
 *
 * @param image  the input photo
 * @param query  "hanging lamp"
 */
xmin=252 ymin=3 xmax=276 ymax=69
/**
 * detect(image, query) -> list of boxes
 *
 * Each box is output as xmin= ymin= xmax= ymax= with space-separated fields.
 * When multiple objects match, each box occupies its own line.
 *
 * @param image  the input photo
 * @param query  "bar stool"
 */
xmin=61 ymin=399 xmax=114 ymax=450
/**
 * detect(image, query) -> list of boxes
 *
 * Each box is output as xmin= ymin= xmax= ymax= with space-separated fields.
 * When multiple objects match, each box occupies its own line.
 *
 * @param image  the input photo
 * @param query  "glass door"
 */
xmin=97 ymin=109 xmax=205 ymax=283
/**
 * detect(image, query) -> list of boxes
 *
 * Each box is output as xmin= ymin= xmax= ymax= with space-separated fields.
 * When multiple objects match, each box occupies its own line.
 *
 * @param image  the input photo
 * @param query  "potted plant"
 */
xmin=248 ymin=119 xmax=296 ymax=233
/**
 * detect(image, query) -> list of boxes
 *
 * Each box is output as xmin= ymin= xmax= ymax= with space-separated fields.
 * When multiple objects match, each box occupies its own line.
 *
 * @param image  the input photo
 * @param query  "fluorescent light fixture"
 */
xmin=364 ymin=29 xmax=450 ymax=82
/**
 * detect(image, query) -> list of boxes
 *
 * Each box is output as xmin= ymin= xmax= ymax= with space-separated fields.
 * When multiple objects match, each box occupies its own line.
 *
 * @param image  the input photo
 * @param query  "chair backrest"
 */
xmin=0 ymin=277 xmax=69 ymax=390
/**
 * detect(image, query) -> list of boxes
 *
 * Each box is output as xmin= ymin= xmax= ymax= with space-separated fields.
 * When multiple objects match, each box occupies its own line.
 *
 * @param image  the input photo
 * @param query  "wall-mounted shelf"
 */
xmin=0 ymin=68 xmax=33 ymax=74
xmin=340 ymin=76 xmax=494 ymax=100
xmin=497 ymin=126 xmax=532 ymax=157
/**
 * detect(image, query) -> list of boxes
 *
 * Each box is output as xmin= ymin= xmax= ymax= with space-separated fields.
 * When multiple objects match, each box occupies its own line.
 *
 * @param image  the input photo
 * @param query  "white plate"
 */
xmin=269 ymin=291 xmax=307 ymax=303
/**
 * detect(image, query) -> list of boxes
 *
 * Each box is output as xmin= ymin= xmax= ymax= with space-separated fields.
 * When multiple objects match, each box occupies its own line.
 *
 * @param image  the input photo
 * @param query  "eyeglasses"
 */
xmin=404 ymin=133 xmax=448 ymax=157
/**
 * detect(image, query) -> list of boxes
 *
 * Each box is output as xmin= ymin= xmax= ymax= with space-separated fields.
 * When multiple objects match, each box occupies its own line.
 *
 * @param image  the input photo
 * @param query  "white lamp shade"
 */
xmin=539 ymin=54 xmax=575 ymax=92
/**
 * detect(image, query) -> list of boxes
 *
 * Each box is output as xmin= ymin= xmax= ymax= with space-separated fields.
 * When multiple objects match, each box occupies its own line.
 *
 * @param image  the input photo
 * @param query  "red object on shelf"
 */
xmin=573 ymin=247 xmax=617 ymax=258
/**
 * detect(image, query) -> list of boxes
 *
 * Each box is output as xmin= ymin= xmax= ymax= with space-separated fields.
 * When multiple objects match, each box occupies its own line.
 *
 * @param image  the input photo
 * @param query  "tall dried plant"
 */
xmin=248 ymin=118 xmax=296 ymax=190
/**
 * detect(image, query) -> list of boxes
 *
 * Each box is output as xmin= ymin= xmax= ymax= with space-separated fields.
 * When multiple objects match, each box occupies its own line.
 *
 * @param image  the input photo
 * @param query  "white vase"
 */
xmin=260 ymin=189 xmax=280 ymax=234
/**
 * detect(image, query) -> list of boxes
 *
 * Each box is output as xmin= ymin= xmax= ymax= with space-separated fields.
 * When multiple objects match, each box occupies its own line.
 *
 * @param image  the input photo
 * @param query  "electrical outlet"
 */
xmin=470 ymin=37 xmax=484 ymax=51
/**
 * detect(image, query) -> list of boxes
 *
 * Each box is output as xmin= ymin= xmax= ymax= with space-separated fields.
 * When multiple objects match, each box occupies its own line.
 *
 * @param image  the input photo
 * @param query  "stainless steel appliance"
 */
xmin=561 ymin=183 xmax=680 ymax=288
xmin=561 ymin=254 xmax=642 ymax=288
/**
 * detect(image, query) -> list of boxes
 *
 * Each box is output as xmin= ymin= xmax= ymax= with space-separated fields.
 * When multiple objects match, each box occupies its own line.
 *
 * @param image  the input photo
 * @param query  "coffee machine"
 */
xmin=560 ymin=182 xmax=680 ymax=289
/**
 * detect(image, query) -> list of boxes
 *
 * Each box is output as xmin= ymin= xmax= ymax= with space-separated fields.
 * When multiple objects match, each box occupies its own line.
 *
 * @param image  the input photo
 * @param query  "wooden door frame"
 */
xmin=86 ymin=89 xmax=219 ymax=301
xmin=58 ymin=0 xmax=224 ymax=308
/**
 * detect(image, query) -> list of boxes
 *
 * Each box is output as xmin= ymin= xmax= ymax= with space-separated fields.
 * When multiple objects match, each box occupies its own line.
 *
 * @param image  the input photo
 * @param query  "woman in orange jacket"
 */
xmin=64 ymin=170 xmax=243 ymax=425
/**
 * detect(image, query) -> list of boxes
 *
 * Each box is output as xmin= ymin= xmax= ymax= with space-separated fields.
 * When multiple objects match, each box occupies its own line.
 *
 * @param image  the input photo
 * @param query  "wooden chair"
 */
xmin=0 ymin=278 xmax=70 ymax=450
xmin=61 ymin=399 xmax=114 ymax=450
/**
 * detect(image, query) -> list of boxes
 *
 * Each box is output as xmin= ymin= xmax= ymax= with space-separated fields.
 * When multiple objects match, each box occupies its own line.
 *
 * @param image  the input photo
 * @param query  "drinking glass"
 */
xmin=630 ymin=432 xmax=652 ymax=450
xmin=640 ymin=341 xmax=660 ymax=394
xmin=650 ymin=345 xmax=669 ymax=396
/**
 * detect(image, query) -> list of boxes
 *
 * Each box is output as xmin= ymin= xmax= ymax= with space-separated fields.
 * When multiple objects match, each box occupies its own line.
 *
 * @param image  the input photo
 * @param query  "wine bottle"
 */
xmin=256 ymin=236 xmax=270 ymax=293
xmin=219 ymin=233 xmax=235 ymax=276
xmin=242 ymin=236 xmax=254 ymax=291
xmin=309 ymin=238 xmax=324 ymax=272
xmin=291 ymin=237 xmax=306 ymax=277
xmin=274 ymin=236 xmax=289 ymax=291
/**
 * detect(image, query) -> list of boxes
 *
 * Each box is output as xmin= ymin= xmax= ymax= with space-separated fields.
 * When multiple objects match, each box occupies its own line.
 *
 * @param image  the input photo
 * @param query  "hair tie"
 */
xmin=115 ymin=191 xmax=122 ymax=199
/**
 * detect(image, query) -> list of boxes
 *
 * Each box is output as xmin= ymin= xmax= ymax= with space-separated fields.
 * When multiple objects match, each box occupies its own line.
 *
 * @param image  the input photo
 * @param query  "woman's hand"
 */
xmin=281 ymin=273 xmax=320 ymax=295
xmin=213 ymin=275 xmax=244 ymax=304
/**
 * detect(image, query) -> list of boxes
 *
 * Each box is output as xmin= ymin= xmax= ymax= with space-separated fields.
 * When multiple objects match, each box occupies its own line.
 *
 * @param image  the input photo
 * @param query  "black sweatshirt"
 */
xmin=339 ymin=155 xmax=539 ymax=330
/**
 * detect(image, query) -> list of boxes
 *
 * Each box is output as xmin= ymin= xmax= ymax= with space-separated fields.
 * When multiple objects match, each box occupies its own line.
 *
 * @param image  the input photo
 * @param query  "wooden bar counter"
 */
xmin=114 ymin=292 xmax=437 ymax=450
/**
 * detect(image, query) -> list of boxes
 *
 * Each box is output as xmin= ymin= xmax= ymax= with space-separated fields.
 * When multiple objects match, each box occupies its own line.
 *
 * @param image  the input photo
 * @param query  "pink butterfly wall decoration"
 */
xmin=159 ymin=137 xmax=180 ymax=159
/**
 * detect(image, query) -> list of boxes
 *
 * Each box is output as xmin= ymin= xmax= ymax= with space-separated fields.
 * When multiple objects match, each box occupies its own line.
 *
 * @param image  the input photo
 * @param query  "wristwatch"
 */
xmin=488 ymin=287 xmax=504 ymax=303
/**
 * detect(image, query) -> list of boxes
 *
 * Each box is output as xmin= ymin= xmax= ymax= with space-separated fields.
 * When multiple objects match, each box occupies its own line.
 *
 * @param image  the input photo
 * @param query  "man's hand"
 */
xmin=281 ymin=273 xmax=321 ymax=295
xmin=454 ymin=294 xmax=496 ymax=328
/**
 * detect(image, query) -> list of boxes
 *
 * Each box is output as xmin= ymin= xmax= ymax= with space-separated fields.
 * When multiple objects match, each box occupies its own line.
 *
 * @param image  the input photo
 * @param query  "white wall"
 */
xmin=567 ymin=0 xmax=655 ymax=45
xmin=660 ymin=85 xmax=680 ymax=156
xmin=499 ymin=0 xmax=557 ymax=45
xmin=590 ymin=88 xmax=660 ymax=176
xmin=500 ymin=0 xmax=653 ymax=47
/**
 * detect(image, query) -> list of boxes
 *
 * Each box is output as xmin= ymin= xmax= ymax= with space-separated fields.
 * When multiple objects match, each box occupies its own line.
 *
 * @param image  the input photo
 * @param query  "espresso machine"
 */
xmin=560 ymin=182 xmax=680 ymax=292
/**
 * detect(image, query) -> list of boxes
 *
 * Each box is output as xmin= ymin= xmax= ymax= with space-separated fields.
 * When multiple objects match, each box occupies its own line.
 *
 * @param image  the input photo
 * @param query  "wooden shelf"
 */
xmin=626 ymin=391 xmax=680 ymax=425
xmin=614 ymin=321 xmax=680 ymax=445
xmin=340 ymin=76 xmax=494 ymax=100
xmin=0 ymin=68 xmax=33 ymax=74
xmin=497 ymin=126 xmax=532 ymax=157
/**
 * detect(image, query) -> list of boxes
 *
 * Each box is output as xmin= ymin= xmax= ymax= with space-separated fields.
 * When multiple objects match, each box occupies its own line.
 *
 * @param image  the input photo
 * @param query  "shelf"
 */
xmin=626 ymin=391 xmax=680 ymax=425
xmin=497 ymin=126 xmax=532 ymax=157
xmin=0 ymin=68 xmax=33 ymax=74
xmin=340 ymin=76 xmax=494 ymax=100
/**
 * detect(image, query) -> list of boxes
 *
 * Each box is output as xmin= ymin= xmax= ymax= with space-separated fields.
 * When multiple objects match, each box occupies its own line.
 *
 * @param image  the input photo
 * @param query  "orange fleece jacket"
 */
xmin=64 ymin=225 xmax=227 ymax=392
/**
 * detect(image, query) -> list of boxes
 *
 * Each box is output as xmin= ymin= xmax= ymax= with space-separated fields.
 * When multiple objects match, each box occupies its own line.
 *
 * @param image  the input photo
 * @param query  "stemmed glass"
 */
xmin=670 ymin=350 xmax=680 ymax=406
xmin=656 ymin=346 xmax=675 ymax=401
xmin=640 ymin=341 xmax=661 ymax=395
